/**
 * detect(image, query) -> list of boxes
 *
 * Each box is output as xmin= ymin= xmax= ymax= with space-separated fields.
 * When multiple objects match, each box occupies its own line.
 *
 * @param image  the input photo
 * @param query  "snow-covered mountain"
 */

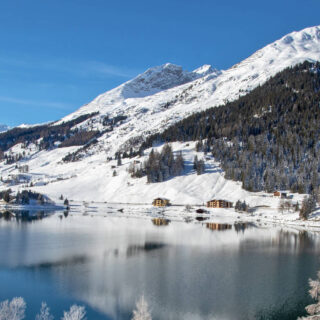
xmin=1 ymin=25 xmax=320 ymax=205
xmin=57 ymin=25 xmax=320 ymax=157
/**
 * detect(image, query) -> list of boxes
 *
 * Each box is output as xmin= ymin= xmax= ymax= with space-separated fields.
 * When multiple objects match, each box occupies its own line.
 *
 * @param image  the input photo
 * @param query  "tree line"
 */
xmin=129 ymin=144 xmax=184 ymax=183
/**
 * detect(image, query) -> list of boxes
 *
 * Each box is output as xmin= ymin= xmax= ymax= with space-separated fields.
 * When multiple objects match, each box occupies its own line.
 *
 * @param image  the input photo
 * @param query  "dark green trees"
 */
xmin=140 ymin=61 xmax=320 ymax=194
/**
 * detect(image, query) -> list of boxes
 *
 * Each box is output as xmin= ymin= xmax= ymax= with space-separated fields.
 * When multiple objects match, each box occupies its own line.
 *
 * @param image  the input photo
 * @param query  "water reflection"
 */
xmin=206 ymin=222 xmax=232 ymax=231
xmin=27 ymin=255 xmax=89 ymax=270
xmin=0 ymin=209 xmax=52 ymax=222
xmin=195 ymin=216 xmax=209 ymax=222
xmin=126 ymin=243 xmax=166 ymax=257
xmin=0 ymin=210 xmax=15 ymax=220
xmin=151 ymin=218 xmax=170 ymax=226
xmin=0 ymin=213 xmax=319 ymax=320
xmin=234 ymin=222 xmax=256 ymax=233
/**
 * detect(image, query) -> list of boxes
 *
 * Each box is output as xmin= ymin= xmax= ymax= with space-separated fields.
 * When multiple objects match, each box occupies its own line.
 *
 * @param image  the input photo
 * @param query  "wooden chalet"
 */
xmin=152 ymin=197 xmax=170 ymax=207
xmin=206 ymin=199 xmax=233 ymax=208
xmin=274 ymin=191 xmax=288 ymax=199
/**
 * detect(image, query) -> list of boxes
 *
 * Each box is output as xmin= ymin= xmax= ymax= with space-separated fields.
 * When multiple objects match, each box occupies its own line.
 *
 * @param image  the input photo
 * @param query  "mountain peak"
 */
xmin=120 ymin=63 xmax=215 ymax=99
xmin=117 ymin=63 xmax=184 ymax=98
xmin=192 ymin=64 xmax=220 ymax=78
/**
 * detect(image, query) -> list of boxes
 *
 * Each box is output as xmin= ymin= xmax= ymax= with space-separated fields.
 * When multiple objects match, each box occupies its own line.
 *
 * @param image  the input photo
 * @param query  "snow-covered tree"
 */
xmin=300 ymin=195 xmax=317 ymax=220
xmin=298 ymin=271 xmax=320 ymax=319
xmin=61 ymin=305 xmax=86 ymax=320
xmin=132 ymin=295 xmax=152 ymax=320
xmin=0 ymin=297 xmax=26 ymax=320
xmin=235 ymin=200 xmax=248 ymax=212
xmin=35 ymin=302 xmax=54 ymax=320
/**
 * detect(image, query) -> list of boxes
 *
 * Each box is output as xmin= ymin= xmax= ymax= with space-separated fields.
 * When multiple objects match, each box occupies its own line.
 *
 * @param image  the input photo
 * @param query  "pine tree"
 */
xmin=3 ymin=191 xmax=10 ymax=203
xmin=117 ymin=153 xmax=122 ymax=166
xmin=300 ymin=195 xmax=316 ymax=220
xmin=193 ymin=156 xmax=198 ymax=170
xmin=196 ymin=159 xmax=205 ymax=175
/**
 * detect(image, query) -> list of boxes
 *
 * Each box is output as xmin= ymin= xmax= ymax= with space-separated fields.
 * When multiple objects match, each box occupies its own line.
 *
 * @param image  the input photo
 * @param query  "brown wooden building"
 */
xmin=274 ymin=191 xmax=287 ymax=199
xmin=152 ymin=198 xmax=170 ymax=207
xmin=206 ymin=199 xmax=233 ymax=208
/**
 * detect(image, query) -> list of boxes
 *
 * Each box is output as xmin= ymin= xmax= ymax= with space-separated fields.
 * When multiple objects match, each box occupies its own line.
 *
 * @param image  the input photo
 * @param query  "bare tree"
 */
xmin=0 ymin=297 xmax=26 ymax=320
xmin=35 ymin=302 xmax=54 ymax=320
xmin=61 ymin=305 xmax=86 ymax=320
xmin=132 ymin=295 xmax=152 ymax=320
xmin=298 ymin=271 xmax=320 ymax=319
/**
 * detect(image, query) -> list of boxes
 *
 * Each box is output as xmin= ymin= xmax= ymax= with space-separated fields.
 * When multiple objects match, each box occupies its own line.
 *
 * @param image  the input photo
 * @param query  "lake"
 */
xmin=0 ymin=210 xmax=319 ymax=319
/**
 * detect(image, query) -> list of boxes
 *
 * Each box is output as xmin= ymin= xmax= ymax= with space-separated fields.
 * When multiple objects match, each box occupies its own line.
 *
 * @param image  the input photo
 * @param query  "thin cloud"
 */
xmin=0 ymin=55 xmax=139 ymax=79
xmin=83 ymin=61 xmax=138 ymax=78
xmin=0 ymin=96 xmax=73 ymax=110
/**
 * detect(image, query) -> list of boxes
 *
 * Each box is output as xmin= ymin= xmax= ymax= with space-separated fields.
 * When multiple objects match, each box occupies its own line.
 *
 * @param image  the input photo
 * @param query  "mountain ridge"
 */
xmin=1 ymin=25 xmax=320 ymax=205
xmin=56 ymin=25 xmax=320 ymax=158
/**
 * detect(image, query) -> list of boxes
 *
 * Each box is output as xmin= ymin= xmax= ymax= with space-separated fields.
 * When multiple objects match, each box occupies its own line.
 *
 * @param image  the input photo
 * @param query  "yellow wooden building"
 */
xmin=152 ymin=198 xmax=170 ymax=207
xmin=206 ymin=199 xmax=233 ymax=208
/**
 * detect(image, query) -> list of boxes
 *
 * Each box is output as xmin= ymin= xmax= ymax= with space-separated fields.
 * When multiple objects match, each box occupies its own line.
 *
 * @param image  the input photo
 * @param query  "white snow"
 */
xmin=1 ymin=25 xmax=320 ymax=228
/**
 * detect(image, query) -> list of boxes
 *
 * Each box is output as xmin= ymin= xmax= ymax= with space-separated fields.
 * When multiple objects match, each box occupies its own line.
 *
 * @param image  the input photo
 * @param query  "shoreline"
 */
xmin=1 ymin=200 xmax=320 ymax=232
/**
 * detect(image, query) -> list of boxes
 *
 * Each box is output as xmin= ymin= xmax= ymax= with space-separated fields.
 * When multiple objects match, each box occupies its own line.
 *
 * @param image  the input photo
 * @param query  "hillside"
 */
xmin=0 ymin=26 xmax=320 ymax=207
xmin=142 ymin=61 xmax=320 ymax=194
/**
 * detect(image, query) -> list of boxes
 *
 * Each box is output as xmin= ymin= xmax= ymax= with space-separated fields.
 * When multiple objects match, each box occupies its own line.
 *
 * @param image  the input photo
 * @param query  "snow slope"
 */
xmin=1 ymin=25 xmax=320 ymax=209
xmin=54 ymin=25 xmax=320 ymax=159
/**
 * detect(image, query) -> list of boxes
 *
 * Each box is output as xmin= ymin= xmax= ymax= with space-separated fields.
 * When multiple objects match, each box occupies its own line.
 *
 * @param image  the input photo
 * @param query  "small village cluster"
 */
xmin=152 ymin=190 xmax=289 ymax=209
xmin=152 ymin=197 xmax=233 ymax=208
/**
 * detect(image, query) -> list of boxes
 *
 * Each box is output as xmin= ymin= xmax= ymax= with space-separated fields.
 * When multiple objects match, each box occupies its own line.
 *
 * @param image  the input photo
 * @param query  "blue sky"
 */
xmin=0 ymin=0 xmax=320 ymax=126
